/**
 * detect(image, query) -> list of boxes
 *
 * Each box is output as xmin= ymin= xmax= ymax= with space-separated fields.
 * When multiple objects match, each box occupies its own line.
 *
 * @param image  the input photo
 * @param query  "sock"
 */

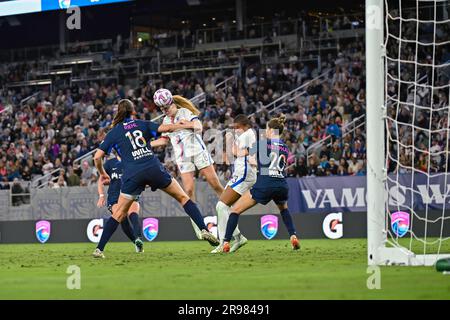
xmin=190 ymin=219 xmax=203 ymax=240
xmin=128 ymin=212 xmax=142 ymax=239
xmin=120 ymin=217 xmax=135 ymax=243
xmin=183 ymin=200 xmax=207 ymax=230
xmin=216 ymin=201 xmax=229 ymax=242
xmin=216 ymin=201 xmax=241 ymax=242
xmin=97 ymin=217 xmax=119 ymax=251
xmin=280 ymin=208 xmax=297 ymax=237
xmin=224 ymin=213 xmax=240 ymax=242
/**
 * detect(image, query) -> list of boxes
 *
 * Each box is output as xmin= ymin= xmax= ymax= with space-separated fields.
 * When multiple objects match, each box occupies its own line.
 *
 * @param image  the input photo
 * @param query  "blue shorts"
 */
xmin=250 ymin=183 xmax=289 ymax=205
xmin=121 ymin=164 xmax=172 ymax=197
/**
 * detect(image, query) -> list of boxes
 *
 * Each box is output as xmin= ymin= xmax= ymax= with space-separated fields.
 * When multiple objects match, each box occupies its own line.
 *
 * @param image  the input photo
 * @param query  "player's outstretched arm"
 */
xmin=150 ymin=137 xmax=170 ymax=148
xmin=178 ymin=119 xmax=203 ymax=132
xmin=157 ymin=122 xmax=194 ymax=133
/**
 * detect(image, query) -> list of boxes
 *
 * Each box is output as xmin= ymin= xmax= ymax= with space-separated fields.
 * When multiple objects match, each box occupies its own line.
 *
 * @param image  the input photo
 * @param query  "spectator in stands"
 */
xmin=81 ymin=160 xmax=95 ymax=181
xmin=295 ymin=157 xmax=308 ymax=177
xmin=329 ymin=141 xmax=343 ymax=160
xmin=348 ymin=157 xmax=359 ymax=175
xmin=42 ymin=158 xmax=54 ymax=176
xmin=328 ymin=158 xmax=338 ymax=175
xmin=66 ymin=166 xmax=81 ymax=186
xmin=52 ymin=176 xmax=67 ymax=189
xmin=11 ymin=178 xmax=25 ymax=206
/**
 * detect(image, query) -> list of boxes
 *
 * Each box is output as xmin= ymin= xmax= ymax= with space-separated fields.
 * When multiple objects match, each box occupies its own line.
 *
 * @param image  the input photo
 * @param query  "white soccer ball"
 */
xmin=153 ymin=89 xmax=173 ymax=107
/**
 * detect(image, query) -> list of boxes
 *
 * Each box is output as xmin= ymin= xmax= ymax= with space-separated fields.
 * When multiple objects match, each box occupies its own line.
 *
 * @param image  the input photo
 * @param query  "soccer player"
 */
xmin=211 ymin=115 xmax=256 ymax=253
xmin=219 ymin=114 xmax=300 ymax=253
xmin=92 ymin=99 xmax=219 ymax=258
xmin=96 ymin=153 xmax=144 ymax=253
xmin=150 ymin=89 xmax=224 ymax=239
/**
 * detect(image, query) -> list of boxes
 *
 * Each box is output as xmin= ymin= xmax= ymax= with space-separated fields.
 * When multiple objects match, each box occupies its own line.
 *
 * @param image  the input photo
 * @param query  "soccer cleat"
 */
xmin=210 ymin=244 xmax=222 ymax=254
xmin=134 ymin=238 xmax=144 ymax=253
xmin=201 ymin=229 xmax=220 ymax=246
xmin=230 ymin=235 xmax=248 ymax=253
xmin=92 ymin=248 xmax=105 ymax=259
xmin=290 ymin=235 xmax=300 ymax=250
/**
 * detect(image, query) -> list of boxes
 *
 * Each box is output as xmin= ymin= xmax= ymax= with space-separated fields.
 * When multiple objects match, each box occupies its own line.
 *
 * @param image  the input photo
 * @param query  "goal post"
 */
xmin=366 ymin=0 xmax=450 ymax=266
xmin=366 ymin=0 xmax=387 ymax=266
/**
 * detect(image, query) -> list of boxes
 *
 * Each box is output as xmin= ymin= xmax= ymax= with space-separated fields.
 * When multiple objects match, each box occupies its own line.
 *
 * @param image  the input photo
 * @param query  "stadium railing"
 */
xmin=302 ymin=113 xmax=366 ymax=169
xmin=248 ymin=68 xmax=332 ymax=119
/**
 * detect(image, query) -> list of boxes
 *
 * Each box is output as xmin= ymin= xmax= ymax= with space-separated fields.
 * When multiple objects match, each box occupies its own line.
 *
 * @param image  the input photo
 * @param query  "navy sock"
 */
xmin=183 ymin=200 xmax=207 ymax=230
xmin=120 ymin=217 xmax=135 ymax=243
xmin=224 ymin=213 xmax=240 ymax=242
xmin=128 ymin=212 xmax=142 ymax=239
xmin=97 ymin=217 xmax=119 ymax=251
xmin=280 ymin=208 xmax=297 ymax=237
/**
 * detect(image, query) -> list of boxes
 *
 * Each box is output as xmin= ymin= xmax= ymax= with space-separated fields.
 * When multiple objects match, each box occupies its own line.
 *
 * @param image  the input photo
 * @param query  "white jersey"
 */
xmin=233 ymin=128 xmax=256 ymax=173
xmin=227 ymin=128 xmax=257 ymax=195
xmin=161 ymin=107 xmax=207 ymax=161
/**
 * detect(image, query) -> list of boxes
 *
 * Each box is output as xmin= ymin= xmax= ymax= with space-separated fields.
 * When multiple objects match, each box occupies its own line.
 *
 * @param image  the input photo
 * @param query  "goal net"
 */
xmin=366 ymin=0 xmax=450 ymax=266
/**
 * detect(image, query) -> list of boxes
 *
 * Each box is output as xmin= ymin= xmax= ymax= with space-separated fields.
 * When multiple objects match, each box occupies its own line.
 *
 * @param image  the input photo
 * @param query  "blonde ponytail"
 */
xmin=173 ymin=95 xmax=201 ymax=116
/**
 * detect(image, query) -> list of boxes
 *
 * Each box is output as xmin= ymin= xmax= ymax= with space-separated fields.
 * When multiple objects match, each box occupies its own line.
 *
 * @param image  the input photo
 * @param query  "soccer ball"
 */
xmin=153 ymin=89 xmax=173 ymax=107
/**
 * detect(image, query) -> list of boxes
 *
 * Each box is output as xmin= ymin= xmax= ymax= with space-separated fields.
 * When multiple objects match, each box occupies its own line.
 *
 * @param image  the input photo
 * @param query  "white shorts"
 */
xmin=227 ymin=166 xmax=257 ymax=195
xmin=177 ymin=150 xmax=214 ymax=174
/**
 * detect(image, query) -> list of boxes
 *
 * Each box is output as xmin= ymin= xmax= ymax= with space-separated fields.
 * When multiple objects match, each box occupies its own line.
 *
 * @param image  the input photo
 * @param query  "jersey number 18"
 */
xmin=125 ymin=130 xmax=146 ymax=149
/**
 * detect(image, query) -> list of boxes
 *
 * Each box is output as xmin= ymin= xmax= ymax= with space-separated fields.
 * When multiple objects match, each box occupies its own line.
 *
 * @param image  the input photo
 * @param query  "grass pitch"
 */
xmin=0 ymin=239 xmax=449 ymax=300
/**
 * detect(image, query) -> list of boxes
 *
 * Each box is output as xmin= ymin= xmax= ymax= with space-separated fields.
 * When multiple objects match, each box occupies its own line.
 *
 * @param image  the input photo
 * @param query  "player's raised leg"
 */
xmin=180 ymin=171 xmax=203 ymax=240
xmin=162 ymin=178 xmax=219 ymax=246
xmin=199 ymin=165 xmax=224 ymax=197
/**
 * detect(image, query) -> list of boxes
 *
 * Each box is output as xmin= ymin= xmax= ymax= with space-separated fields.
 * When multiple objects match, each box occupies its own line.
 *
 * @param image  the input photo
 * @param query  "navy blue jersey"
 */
xmin=99 ymin=119 xmax=161 ymax=180
xmin=103 ymin=158 xmax=123 ymax=206
xmin=252 ymin=134 xmax=289 ymax=185
xmin=249 ymin=134 xmax=290 ymax=205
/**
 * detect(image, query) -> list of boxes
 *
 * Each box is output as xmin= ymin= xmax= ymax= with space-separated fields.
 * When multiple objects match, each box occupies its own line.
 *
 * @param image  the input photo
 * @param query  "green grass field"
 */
xmin=0 ymin=239 xmax=449 ymax=300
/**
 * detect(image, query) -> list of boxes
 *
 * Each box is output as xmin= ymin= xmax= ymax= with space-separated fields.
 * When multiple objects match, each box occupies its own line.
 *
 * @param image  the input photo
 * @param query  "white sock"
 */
xmin=216 ymin=201 xmax=241 ymax=242
xmin=190 ymin=218 xmax=203 ymax=240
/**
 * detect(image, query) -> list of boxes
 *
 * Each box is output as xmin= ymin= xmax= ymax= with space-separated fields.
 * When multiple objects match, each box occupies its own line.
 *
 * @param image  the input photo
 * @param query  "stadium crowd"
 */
xmin=1 ymin=6 xmax=448 ymax=190
xmin=0 ymin=38 xmax=369 ymax=189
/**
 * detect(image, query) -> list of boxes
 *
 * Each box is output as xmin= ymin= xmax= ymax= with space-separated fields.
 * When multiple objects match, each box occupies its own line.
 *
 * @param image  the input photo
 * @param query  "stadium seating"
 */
xmin=1 ymin=9 xmax=447 ymax=196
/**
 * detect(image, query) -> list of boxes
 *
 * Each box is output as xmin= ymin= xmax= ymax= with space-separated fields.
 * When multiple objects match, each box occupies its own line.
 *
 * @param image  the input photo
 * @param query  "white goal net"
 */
xmin=367 ymin=0 xmax=450 ymax=266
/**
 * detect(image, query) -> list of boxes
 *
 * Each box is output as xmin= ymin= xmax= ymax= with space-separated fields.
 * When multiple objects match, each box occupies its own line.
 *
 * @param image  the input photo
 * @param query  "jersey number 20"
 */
xmin=269 ymin=152 xmax=286 ymax=172
xmin=125 ymin=130 xmax=146 ymax=149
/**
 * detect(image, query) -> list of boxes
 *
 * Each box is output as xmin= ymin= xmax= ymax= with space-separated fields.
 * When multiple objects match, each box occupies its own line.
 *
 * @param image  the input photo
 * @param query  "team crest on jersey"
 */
xmin=260 ymin=215 xmax=278 ymax=240
xmin=391 ymin=211 xmax=410 ymax=238
xmin=36 ymin=220 xmax=51 ymax=243
xmin=143 ymin=218 xmax=159 ymax=241
xmin=111 ymin=172 xmax=122 ymax=180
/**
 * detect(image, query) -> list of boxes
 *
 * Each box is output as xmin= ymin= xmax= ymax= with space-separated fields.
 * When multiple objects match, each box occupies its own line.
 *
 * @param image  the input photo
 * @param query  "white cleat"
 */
xmin=201 ymin=229 xmax=220 ymax=246
xmin=92 ymin=248 xmax=105 ymax=259
xmin=210 ymin=243 xmax=225 ymax=254
xmin=230 ymin=235 xmax=248 ymax=253
xmin=134 ymin=238 xmax=145 ymax=253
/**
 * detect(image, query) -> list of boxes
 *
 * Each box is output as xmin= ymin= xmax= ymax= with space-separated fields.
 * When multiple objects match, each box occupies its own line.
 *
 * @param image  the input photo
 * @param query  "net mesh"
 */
xmin=384 ymin=0 xmax=450 ymax=261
